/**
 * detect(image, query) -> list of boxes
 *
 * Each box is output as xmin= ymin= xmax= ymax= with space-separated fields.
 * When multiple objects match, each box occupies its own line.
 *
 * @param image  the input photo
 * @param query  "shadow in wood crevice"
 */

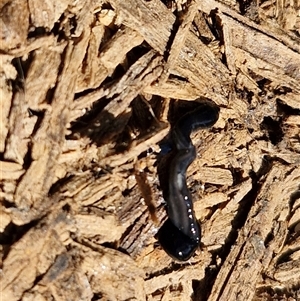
xmin=0 ymin=218 xmax=41 ymax=260
xmin=260 ymin=116 xmax=284 ymax=145
xmin=48 ymin=174 xmax=75 ymax=196
xmin=68 ymin=107 xmax=130 ymax=146
xmin=69 ymin=93 xmax=162 ymax=152
xmin=237 ymin=0 xmax=254 ymax=15
xmin=192 ymin=266 xmax=217 ymax=301
xmin=27 ymin=26 xmax=47 ymax=38
xmin=68 ymin=44 xmax=155 ymax=147
xmin=91 ymin=293 xmax=103 ymax=301
xmin=11 ymin=56 xmax=31 ymax=88
xmin=277 ymin=98 xmax=300 ymax=116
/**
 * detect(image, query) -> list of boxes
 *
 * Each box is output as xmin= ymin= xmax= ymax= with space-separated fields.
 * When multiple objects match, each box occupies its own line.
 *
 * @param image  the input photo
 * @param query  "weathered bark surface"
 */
xmin=1 ymin=0 xmax=300 ymax=300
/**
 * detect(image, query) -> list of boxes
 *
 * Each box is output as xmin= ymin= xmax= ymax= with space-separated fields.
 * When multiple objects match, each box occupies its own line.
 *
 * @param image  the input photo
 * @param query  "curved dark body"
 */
xmin=158 ymin=102 xmax=219 ymax=261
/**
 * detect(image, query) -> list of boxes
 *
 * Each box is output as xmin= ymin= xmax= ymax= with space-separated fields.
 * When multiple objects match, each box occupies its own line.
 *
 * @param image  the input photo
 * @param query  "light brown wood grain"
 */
xmin=0 ymin=0 xmax=300 ymax=300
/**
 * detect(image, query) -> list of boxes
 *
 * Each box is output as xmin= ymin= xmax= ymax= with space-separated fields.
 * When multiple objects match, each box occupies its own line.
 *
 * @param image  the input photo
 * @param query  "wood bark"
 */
xmin=1 ymin=0 xmax=300 ymax=300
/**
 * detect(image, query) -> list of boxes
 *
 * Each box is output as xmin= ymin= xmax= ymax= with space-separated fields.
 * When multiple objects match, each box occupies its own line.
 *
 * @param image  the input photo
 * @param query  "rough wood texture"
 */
xmin=1 ymin=0 xmax=300 ymax=300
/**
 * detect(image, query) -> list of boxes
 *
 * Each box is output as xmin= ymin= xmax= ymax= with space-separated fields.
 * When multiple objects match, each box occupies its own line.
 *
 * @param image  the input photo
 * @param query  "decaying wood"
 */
xmin=1 ymin=0 xmax=300 ymax=300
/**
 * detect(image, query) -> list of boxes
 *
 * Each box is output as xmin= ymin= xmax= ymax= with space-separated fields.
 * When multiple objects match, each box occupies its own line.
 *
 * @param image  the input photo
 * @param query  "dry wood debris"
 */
xmin=1 ymin=0 xmax=300 ymax=300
